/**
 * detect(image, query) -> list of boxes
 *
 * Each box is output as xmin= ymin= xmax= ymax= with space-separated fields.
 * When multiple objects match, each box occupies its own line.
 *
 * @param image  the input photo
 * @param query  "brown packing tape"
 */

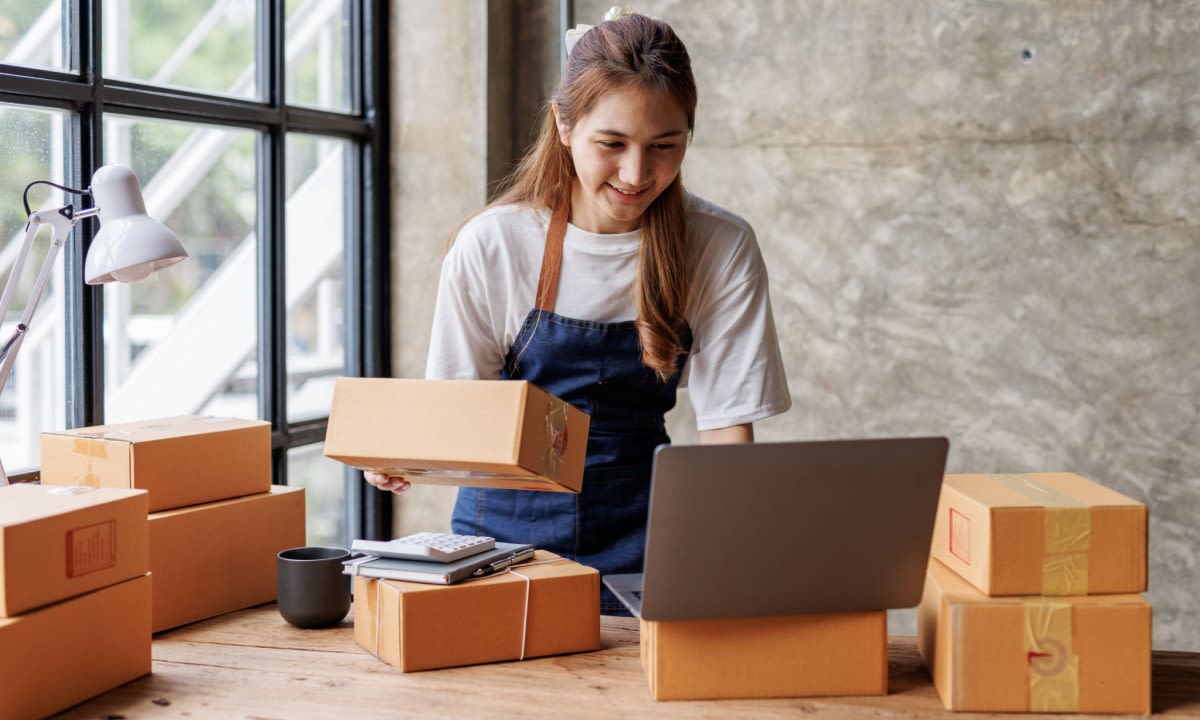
xmin=1022 ymin=598 xmax=1080 ymax=712
xmin=990 ymin=474 xmax=1091 ymax=595
xmin=69 ymin=436 xmax=116 ymax=486
xmin=542 ymin=397 xmax=569 ymax=481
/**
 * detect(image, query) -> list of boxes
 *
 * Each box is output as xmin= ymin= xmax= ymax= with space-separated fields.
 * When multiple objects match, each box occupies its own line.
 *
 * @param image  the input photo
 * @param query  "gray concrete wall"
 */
xmin=391 ymin=1 xmax=1199 ymax=649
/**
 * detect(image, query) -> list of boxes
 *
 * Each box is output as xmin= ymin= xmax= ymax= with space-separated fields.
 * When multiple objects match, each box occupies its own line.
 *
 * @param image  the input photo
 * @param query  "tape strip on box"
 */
xmin=991 ymin=474 xmax=1091 ymax=594
xmin=1021 ymin=598 xmax=1080 ymax=712
xmin=542 ymin=397 xmax=569 ymax=481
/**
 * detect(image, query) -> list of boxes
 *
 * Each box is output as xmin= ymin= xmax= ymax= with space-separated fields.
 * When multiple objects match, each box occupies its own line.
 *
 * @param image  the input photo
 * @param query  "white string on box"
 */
xmin=368 ymin=558 xmax=561 ymax=664
xmin=471 ymin=558 xmax=560 ymax=660
xmin=504 ymin=568 xmax=532 ymax=661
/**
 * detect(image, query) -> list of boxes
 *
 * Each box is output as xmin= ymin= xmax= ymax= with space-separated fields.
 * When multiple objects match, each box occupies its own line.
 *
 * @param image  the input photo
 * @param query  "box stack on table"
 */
xmin=0 ymin=484 xmax=151 ymax=719
xmin=918 ymin=472 xmax=1151 ymax=713
xmin=325 ymin=378 xmax=600 ymax=672
xmin=41 ymin=415 xmax=306 ymax=632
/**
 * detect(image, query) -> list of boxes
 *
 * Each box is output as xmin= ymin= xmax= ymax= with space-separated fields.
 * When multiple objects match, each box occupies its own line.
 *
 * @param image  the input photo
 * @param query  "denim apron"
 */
xmin=451 ymin=202 xmax=691 ymax=614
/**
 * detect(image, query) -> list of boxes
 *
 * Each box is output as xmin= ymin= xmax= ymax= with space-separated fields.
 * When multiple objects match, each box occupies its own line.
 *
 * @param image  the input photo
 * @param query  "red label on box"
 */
xmin=948 ymin=507 xmax=970 ymax=564
xmin=66 ymin=521 xmax=117 ymax=578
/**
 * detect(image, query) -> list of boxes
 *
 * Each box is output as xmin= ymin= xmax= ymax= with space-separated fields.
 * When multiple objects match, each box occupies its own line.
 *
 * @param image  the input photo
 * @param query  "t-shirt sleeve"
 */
xmin=424 ymin=227 xmax=508 ymax=381
xmin=685 ymin=224 xmax=792 ymax=431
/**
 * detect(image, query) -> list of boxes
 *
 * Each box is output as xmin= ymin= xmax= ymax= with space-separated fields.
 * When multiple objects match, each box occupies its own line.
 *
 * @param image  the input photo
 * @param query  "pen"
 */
xmin=472 ymin=548 xmax=536 ymax=577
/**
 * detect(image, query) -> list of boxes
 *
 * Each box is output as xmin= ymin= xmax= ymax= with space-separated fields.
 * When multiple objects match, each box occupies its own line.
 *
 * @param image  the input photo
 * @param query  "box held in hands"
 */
xmin=324 ymin=378 xmax=590 ymax=493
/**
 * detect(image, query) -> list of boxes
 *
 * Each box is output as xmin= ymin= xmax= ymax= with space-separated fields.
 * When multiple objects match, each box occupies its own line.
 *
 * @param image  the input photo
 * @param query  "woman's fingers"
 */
xmin=364 ymin=471 xmax=411 ymax=494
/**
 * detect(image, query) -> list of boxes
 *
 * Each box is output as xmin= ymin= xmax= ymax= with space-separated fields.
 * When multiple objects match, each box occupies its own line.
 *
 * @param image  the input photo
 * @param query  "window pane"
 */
xmin=102 ymin=116 xmax=258 ymax=424
xmin=286 ymin=134 xmax=346 ymax=423
xmin=0 ymin=1 xmax=68 ymax=72
xmin=285 ymin=0 xmax=352 ymax=112
xmin=289 ymin=443 xmax=347 ymax=547
xmin=0 ymin=103 xmax=68 ymax=474
xmin=103 ymin=0 xmax=258 ymax=100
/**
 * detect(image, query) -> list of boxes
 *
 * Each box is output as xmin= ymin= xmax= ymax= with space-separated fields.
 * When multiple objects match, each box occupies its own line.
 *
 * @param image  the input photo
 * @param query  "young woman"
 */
xmin=367 ymin=10 xmax=790 ymax=614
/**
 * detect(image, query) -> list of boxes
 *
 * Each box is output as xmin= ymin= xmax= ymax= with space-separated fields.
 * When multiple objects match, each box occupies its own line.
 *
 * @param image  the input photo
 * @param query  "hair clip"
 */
xmin=603 ymin=5 xmax=637 ymax=21
xmin=565 ymin=5 xmax=643 ymax=56
xmin=564 ymin=23 xmax=593 ymax=56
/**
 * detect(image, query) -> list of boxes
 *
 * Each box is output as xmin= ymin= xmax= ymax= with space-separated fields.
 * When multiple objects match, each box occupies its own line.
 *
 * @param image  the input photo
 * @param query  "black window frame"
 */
xmin=0 ymin=0 xmax=392 ymax=541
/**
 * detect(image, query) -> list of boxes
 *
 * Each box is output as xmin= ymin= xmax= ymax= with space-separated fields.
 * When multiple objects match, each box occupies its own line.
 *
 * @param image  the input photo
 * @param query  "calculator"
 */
xmin=351 ymin=532 xmax=496 ymax=562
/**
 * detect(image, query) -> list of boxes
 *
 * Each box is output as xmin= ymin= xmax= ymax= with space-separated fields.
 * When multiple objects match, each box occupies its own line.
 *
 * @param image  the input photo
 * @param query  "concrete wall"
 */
xmin=391 ymin=1 xmax=1199 ymax=649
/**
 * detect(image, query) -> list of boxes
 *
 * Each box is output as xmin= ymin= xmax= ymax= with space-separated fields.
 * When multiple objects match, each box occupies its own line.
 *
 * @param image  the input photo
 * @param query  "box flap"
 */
xmin=0 ymin=485 xmax=147 ymax=527
xmin=945 ymin=473 xmax=1144 ymax=509
xmin=43 ymin=415 xmax=269 ymax=444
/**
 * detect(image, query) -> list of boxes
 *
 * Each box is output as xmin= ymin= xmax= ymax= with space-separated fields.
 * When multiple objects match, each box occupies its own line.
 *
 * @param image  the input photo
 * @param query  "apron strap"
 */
xmin=535 ymin=201 xmax=569 ymax=312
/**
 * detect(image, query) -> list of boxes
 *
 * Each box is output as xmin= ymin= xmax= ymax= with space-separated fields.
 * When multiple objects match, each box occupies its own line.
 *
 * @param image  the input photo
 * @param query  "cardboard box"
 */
xmin=149 ymin=485 xmax=305 ymax=632
xmin=931 ymin=472 xmax=1147 ymax=596
xmin=353 ymin=551 xmax=600 ymax=671
xmin=325 ymin=378 xmax=590 ymax=493
xmin=639 ymin=611 xmax=887 ymax=701
xmin=0 ymin=573 xmax=151 ymax=720
xmin=40 ymin=415 xmax=272 ymax=512
xmin=918 ymin=558 xmax=1151 ymax=713
xmin=0 ymin=484 xmax=148 ymax=617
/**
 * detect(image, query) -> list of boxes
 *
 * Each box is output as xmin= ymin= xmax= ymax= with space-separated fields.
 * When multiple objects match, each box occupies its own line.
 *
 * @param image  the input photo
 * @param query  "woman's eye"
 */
xmin=652 ymin=143 xmax=676 ymax=150
xmin=599 ymin=141 xmax=623 ymax=149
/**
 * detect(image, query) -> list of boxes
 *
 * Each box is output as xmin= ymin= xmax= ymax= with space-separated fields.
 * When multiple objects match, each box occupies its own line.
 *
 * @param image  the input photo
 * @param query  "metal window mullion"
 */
xmin=352 ymin=0 xmax=392 ymax=540
xmin=258 ymin=0 xmax=289 ymax=484
xmin=64 ymin=0 xmax=105 ymax=429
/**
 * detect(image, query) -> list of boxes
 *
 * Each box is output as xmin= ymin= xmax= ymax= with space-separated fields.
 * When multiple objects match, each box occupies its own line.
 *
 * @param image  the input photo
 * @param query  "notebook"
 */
xmin=603 ymin=436 xmax=949 ymax=621
xmin=343 ymin=541 xmax=534 ymax=585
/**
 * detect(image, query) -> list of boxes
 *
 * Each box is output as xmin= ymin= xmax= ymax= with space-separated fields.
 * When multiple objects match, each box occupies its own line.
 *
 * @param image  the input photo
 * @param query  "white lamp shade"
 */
xmin=84 ymin=164 xmax=188 ymax=285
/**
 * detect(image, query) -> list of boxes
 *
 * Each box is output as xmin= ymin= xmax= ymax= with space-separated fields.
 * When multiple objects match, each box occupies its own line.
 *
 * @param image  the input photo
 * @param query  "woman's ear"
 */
xmin=552 ymin=104 xmax=570 ymax=147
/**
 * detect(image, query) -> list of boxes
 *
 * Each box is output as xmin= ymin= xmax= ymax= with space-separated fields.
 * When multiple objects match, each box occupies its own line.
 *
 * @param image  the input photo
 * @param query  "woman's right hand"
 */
xmin=364 ymin=471 xmax=412 ymax=494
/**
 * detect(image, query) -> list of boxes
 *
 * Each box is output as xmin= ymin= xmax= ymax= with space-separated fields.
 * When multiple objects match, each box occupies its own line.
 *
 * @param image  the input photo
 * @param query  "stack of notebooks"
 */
xmin=344 ymin=534 xmax=534 ymax=585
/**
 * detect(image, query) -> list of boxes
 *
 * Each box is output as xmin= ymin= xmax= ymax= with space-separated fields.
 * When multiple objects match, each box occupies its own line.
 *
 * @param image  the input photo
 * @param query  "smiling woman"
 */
xmin=368 ymin=10 xmax=791 ymax=615
xmin=555 ymin=86 xmax=689 ymax=234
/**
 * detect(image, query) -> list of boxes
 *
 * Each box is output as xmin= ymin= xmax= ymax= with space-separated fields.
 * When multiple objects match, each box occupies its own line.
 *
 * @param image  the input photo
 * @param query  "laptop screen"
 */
xmin=607 ymin=436 xmax=948 ymax=621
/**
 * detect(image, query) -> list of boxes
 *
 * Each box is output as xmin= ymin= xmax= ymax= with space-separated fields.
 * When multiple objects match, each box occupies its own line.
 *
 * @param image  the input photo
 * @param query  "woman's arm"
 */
xmin=699 ymin=423 xmax=754 ymax=444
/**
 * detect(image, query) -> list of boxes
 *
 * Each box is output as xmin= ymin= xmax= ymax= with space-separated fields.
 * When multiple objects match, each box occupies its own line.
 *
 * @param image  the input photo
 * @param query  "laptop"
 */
xmin=603 ymin=436 xmax=949 ymax=621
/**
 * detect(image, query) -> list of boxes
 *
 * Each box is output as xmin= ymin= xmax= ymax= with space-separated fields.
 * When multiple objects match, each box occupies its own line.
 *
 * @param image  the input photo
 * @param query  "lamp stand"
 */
xmin=0 ymin=205 xmax=94 ymax=485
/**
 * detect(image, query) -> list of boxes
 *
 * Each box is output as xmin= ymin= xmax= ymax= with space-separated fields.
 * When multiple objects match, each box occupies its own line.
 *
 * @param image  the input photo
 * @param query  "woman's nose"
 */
xmin=619 ymin=151 xmax=650 ymax=186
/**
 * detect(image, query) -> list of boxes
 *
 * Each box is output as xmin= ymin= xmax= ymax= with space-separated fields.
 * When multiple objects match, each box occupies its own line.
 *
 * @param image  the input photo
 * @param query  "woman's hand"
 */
xmin=364 ymin=471 xmax=411 ymax=494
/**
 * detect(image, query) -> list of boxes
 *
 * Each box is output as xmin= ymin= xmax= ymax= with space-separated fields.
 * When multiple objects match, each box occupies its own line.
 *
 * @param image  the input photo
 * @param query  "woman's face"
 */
xmin=557 ymin=86 xmax=689 ymax=234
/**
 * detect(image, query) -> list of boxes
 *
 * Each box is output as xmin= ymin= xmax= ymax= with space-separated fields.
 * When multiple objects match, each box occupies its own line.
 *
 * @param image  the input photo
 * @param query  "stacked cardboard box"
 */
xmin=639 ymin=611 xmax=887 ymax=701
xmin=353 ymin=551 xmax=600 ymax=671
xmin=918 ymin=472 xmax=1151 ymax=713
xmin=41 ymin=415 xmax=306 ymax=632
xmin=0 ymin=484 xmax=152 ymax=719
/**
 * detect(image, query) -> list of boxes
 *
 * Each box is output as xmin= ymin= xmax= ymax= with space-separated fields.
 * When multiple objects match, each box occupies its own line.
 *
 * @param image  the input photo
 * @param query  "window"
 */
xmin=0 ymin=0 xmax=391 ymax=546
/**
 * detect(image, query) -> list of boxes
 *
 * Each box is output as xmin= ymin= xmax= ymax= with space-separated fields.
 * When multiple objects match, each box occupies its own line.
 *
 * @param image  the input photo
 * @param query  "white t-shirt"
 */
xmin=425 ymin=193 xmax=791 ymax=431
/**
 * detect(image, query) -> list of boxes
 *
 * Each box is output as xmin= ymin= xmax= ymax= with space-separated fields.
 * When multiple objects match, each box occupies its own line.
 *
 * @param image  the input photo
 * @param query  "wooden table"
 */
xmin=55 ymin=605 xmax=1200 ymax=719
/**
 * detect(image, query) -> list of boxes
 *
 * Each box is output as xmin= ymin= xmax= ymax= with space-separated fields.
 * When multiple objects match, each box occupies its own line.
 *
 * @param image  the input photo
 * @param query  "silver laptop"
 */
xmin=604 ymin=437 xmax=949 ymax=621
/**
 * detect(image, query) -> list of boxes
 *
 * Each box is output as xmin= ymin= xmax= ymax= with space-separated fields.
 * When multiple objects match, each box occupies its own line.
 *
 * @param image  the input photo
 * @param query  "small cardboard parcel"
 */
xmin=324 ymin=378 xmax=589 ymax=493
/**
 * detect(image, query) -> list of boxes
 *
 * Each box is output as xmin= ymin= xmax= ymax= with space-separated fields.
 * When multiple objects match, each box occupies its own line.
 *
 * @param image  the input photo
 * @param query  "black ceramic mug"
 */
xmin=276 ymin=546 xmax=352 ymax=628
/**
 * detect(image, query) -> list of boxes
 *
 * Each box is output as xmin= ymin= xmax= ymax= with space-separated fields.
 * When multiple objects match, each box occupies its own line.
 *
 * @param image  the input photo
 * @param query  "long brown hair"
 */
xmin=487 ymin=13 xmax=698 ymax=382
